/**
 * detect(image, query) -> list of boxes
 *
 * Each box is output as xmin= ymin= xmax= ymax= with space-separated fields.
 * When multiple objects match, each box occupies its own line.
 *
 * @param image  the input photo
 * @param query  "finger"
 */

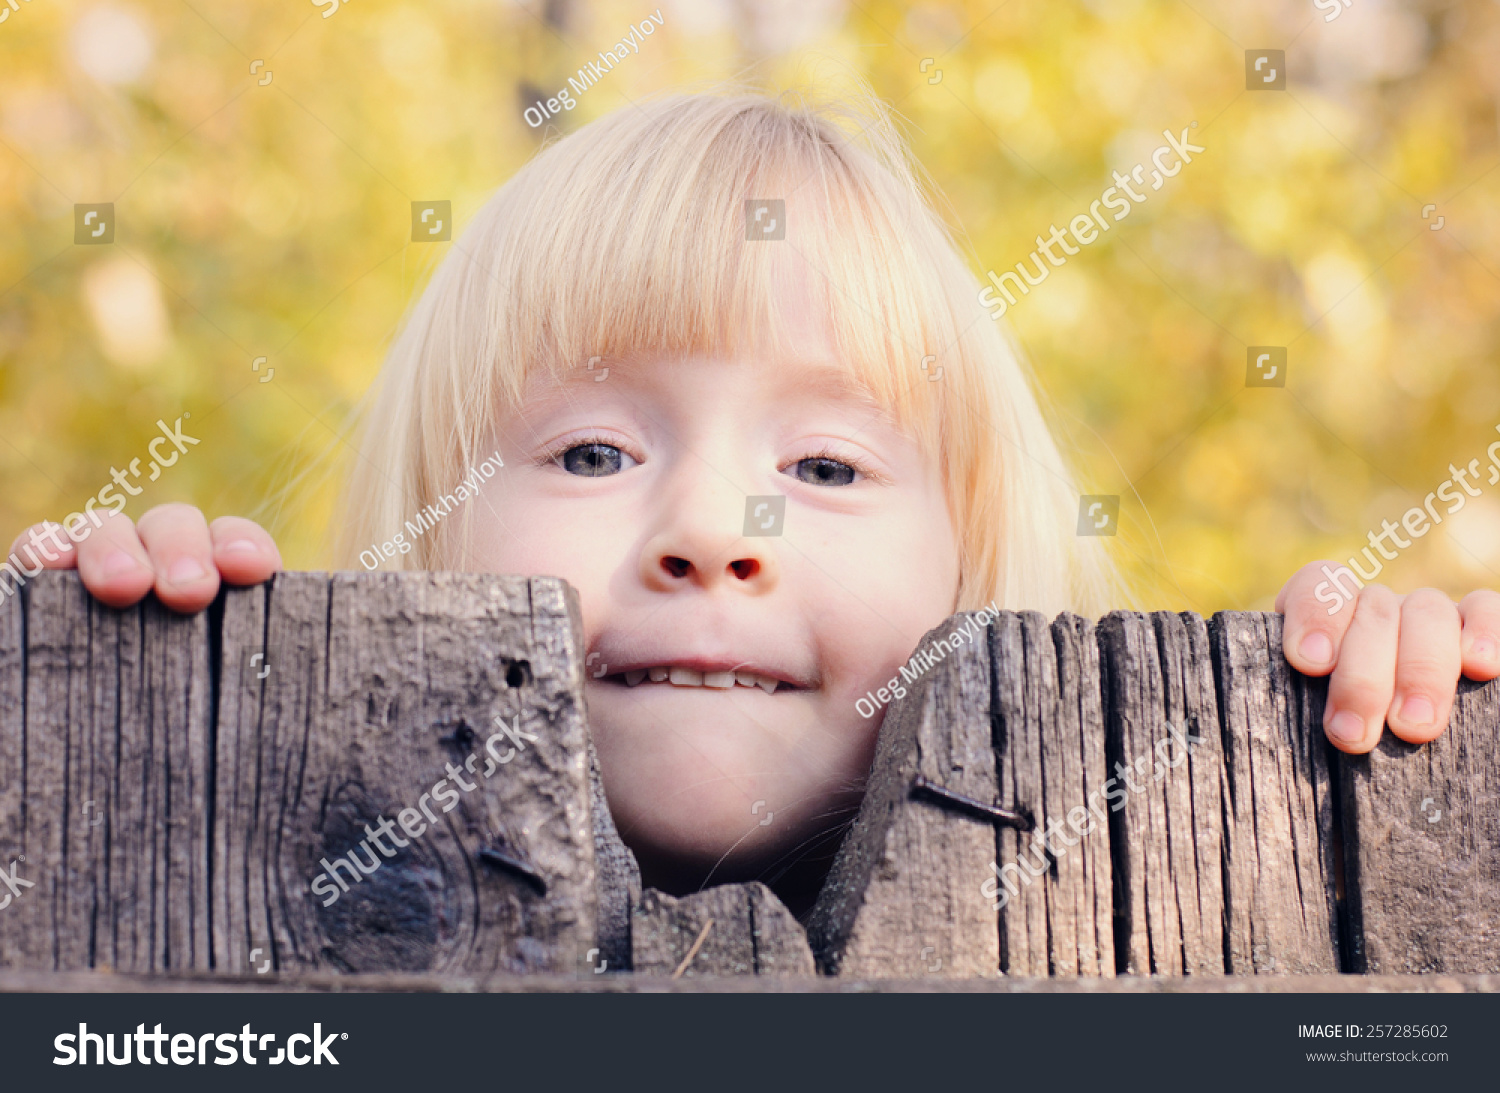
xmin=7 ymin=521 xmax=81 ymax=571
xmin=1323 ymin=585 xmax=1401 ymax=754
xmin=1277 ymin=560 xmax=1359 ymax=676
xmin=135 ymin=503 xmax=220 ymax=613
xmin=1457 ymin=590 xmax=1500 ymax=681
xmin=70 ymin=511 xmax=157 ymax=608
xmin=209 ymin=516 xmax=282 ymax=585
xmin=1385 ymin=589 xmax=1461 ymax=745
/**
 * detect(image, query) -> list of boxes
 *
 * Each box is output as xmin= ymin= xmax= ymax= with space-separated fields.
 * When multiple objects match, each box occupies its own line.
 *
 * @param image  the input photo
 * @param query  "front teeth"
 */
xmin=616 ymin=666 xmax=784 ymax=692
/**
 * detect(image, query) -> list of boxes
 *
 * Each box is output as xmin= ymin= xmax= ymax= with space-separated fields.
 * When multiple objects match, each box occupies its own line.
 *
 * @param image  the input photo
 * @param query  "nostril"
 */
xmin=729 ymin=559 xmax=759 ymax=580
xmin=661 ymin=556 xmax=692 ymax=579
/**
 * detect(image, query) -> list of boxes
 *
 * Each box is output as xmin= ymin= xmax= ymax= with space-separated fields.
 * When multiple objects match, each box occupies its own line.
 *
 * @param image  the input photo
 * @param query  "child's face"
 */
xmin=469 ymin=281 xmax=961 ymax=891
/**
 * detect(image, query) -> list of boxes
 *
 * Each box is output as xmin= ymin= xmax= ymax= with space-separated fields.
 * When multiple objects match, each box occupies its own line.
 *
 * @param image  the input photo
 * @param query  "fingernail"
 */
xmin=168 ymin=557 xmax=207 ymax=584
xmin=1327 ymin=710 xmax=1365 ymax=744
xmin=1398 ymin=694 xmax=1435 ymax=726
xmin=220 ymin=539 xmax=260 ymax=555
xmin=102 ymin=551 xmax=140 ymax=578
xmin=1299 ymin=632 xmax=1334 ymax=665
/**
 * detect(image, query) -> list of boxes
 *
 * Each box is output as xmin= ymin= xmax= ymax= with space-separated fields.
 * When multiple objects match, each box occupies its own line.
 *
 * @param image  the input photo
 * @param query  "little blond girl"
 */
xmin=14 ymin=86 xmax=1500 ymax=913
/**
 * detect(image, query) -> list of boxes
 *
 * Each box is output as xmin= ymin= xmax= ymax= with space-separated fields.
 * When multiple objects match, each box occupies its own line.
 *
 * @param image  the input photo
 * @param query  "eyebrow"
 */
xmin=786 ymin=362 xmax=901 ymax=429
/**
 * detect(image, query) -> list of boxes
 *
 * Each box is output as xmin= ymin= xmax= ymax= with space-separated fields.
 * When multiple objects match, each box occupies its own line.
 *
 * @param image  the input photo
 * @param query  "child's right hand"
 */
xmin=7 ymin=504 xmax=281 ymax=613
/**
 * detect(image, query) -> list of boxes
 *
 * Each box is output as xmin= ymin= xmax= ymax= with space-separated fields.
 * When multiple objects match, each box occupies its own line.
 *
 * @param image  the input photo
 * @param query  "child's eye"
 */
xmin=784 ymin=455 xmax=858 ymax=488
xmin=555 ymin=442 xmax=636 ymax=477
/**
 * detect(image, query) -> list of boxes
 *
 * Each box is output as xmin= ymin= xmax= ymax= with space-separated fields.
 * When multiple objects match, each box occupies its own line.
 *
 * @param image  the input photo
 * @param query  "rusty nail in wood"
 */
xmin=478 ymin=845 xmax=548 ymax=896
xmin=910 ymin=774 xmax=1034 ymax=831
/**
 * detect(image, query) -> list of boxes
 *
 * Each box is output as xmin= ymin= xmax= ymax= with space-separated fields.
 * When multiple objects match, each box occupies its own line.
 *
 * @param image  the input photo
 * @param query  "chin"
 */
xmin=598 ymin=752 xmax=863 ymax=893
xmin=586 ymin=685 xmax=876 ymax=891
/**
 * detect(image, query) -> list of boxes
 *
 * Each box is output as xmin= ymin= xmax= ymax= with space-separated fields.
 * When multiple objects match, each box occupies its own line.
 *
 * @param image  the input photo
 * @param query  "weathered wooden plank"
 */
xmin=4 ymin=967 xmax=1500 ymax=993
xmin=747 ymin=882 xmax=817 ymax=975
xmin=6 ymin=579 xmax=1497 ymax=983
xmin=9 ymin=573 xmax=90 ymax=971
xmin=630 ymin=882 xmax=813 ymax=976
xmin=589 ymin=736 xmax=639 ymax=973
xmin=148 ymin=589 xmax=214 ymax=971
xmin=95 ymin=586 xmax=148 ymax=973
xmin=1341 ymin=673 xmax=1500 ymax=972
xmin=1213 ymin=611 xmax=1340 ymax=974
xmin=0 ymin=572 xmax=213 ymax=972
xmin=0 ymin=576 xmax=21 ymax=966
xmin=214 ymin=573 xmax=319 ymax=976
xmin=805 ymin=612 xmax=999 ymax=977
xmin=1095 ymin=610 xmax=1339 ymax=976
xmin=214 ymin=572 xmax=598 ymax=975
xmin=989 ymin=612 xmax=1113 ymax=977
xmin=1097 ymin=611 xmax=1228 ymax=976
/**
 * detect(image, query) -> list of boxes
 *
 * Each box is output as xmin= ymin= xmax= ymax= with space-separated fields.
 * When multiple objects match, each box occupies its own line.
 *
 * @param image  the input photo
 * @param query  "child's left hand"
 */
xmin=1277 ymin=561 xmax=1500 ymax=753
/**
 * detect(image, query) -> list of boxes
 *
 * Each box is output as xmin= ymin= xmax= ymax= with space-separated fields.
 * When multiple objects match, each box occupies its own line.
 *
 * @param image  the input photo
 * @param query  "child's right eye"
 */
xmin=554 ymin=442 xmax=636 ymax=477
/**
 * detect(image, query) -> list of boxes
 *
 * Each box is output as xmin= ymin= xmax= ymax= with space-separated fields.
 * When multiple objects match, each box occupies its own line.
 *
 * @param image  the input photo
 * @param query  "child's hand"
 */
xmin=1277 ymin=561 xmax=1500 ymax=753
xmin=7 ymin=505 xmax=281 ymax=613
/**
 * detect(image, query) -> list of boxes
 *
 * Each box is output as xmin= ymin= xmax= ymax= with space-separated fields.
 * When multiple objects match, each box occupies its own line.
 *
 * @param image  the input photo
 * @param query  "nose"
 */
xmin=638 ymin=502 xmax=781 ymax=596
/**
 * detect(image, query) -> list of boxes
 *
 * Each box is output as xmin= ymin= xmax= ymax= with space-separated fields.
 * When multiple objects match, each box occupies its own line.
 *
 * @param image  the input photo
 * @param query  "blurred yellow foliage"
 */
xmin=2 ymin=0 xmax=1498 ymax=611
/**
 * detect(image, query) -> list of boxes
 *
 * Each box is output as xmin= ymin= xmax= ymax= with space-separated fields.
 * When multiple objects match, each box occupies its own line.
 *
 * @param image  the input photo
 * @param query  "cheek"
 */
xmin=801 ymin=521 xmax=959 ymax=703
xmin=467 ymin=504 xmax=622 ymax=621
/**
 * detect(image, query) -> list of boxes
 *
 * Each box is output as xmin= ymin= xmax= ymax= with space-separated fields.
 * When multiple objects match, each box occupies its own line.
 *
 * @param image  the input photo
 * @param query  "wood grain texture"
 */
xmin=589 ymin=735 xmax=640 ymax=972
xmin=3 ymin=968 xmax=1498 ymax=993
xmin=0 ymin=571 xmax=212 ymax=972
xmin=1 ymin=571 xmax=604 ymax=976
xmin=4 ymin=582 xmax=1497 ymax=982
xmin=989 ymin=612 xmax=1113 ymax=977
xmin=215 ymin=572 xmax=597 ymax=976
xmin=805 ymin=613 xmax=1000 ymax=978
xmin=1341 ymin=673 xmax=1500 ymax=973
xmin=1097 ymin=611 xmax=1228 ymax=976
xmin=1212 ymin=611 xmax=1340 ymax=975
xmin=0 ymin=572 xmax=21 ymax=965
xmin=630 ymin=882 xmax=813 ymax=977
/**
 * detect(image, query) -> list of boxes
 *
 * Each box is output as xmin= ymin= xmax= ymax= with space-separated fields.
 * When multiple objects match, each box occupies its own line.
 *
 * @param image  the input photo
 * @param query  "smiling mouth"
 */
xmin=598 ymin=666 xmax=797 ymax=693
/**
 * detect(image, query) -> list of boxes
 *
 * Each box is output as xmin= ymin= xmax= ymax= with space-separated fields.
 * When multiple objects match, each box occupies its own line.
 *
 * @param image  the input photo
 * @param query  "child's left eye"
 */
xmin=553 ymin=442 xmax=638 ymax=477
xmin=784 ymin=456 xmax=858 ymax=487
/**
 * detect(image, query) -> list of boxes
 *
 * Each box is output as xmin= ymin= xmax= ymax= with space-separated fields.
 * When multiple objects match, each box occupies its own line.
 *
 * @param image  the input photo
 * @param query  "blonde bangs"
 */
xmin=334 ymin=84 xmax=1122 ymax=618
xmin=494 ymin=92 xmax=949 ymax=455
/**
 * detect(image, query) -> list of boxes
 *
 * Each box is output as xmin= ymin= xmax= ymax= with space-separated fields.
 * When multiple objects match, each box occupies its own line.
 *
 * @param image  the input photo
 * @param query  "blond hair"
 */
xmin=333 ymin=84 xmax=1121 ymax=618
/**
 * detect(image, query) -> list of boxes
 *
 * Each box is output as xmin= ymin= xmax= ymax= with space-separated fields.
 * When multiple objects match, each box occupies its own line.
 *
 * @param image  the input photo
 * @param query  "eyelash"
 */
xmin=781 ymin=444 xmax=884 ymax=485
xmin=535 ymin=434 xmax=642 ymax=469
xmin=536 ymin=437 xmax=883 ymax=484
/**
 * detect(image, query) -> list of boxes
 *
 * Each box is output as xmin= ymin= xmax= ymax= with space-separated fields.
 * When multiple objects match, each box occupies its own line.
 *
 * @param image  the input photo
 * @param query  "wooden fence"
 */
xmin=0 ymin=572 xmax=1494 ymax=983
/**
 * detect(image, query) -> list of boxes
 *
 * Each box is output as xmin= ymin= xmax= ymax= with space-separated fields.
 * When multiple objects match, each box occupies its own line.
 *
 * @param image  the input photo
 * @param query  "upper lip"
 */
xmin=588 ymin=646 xmax=818 ymax=690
